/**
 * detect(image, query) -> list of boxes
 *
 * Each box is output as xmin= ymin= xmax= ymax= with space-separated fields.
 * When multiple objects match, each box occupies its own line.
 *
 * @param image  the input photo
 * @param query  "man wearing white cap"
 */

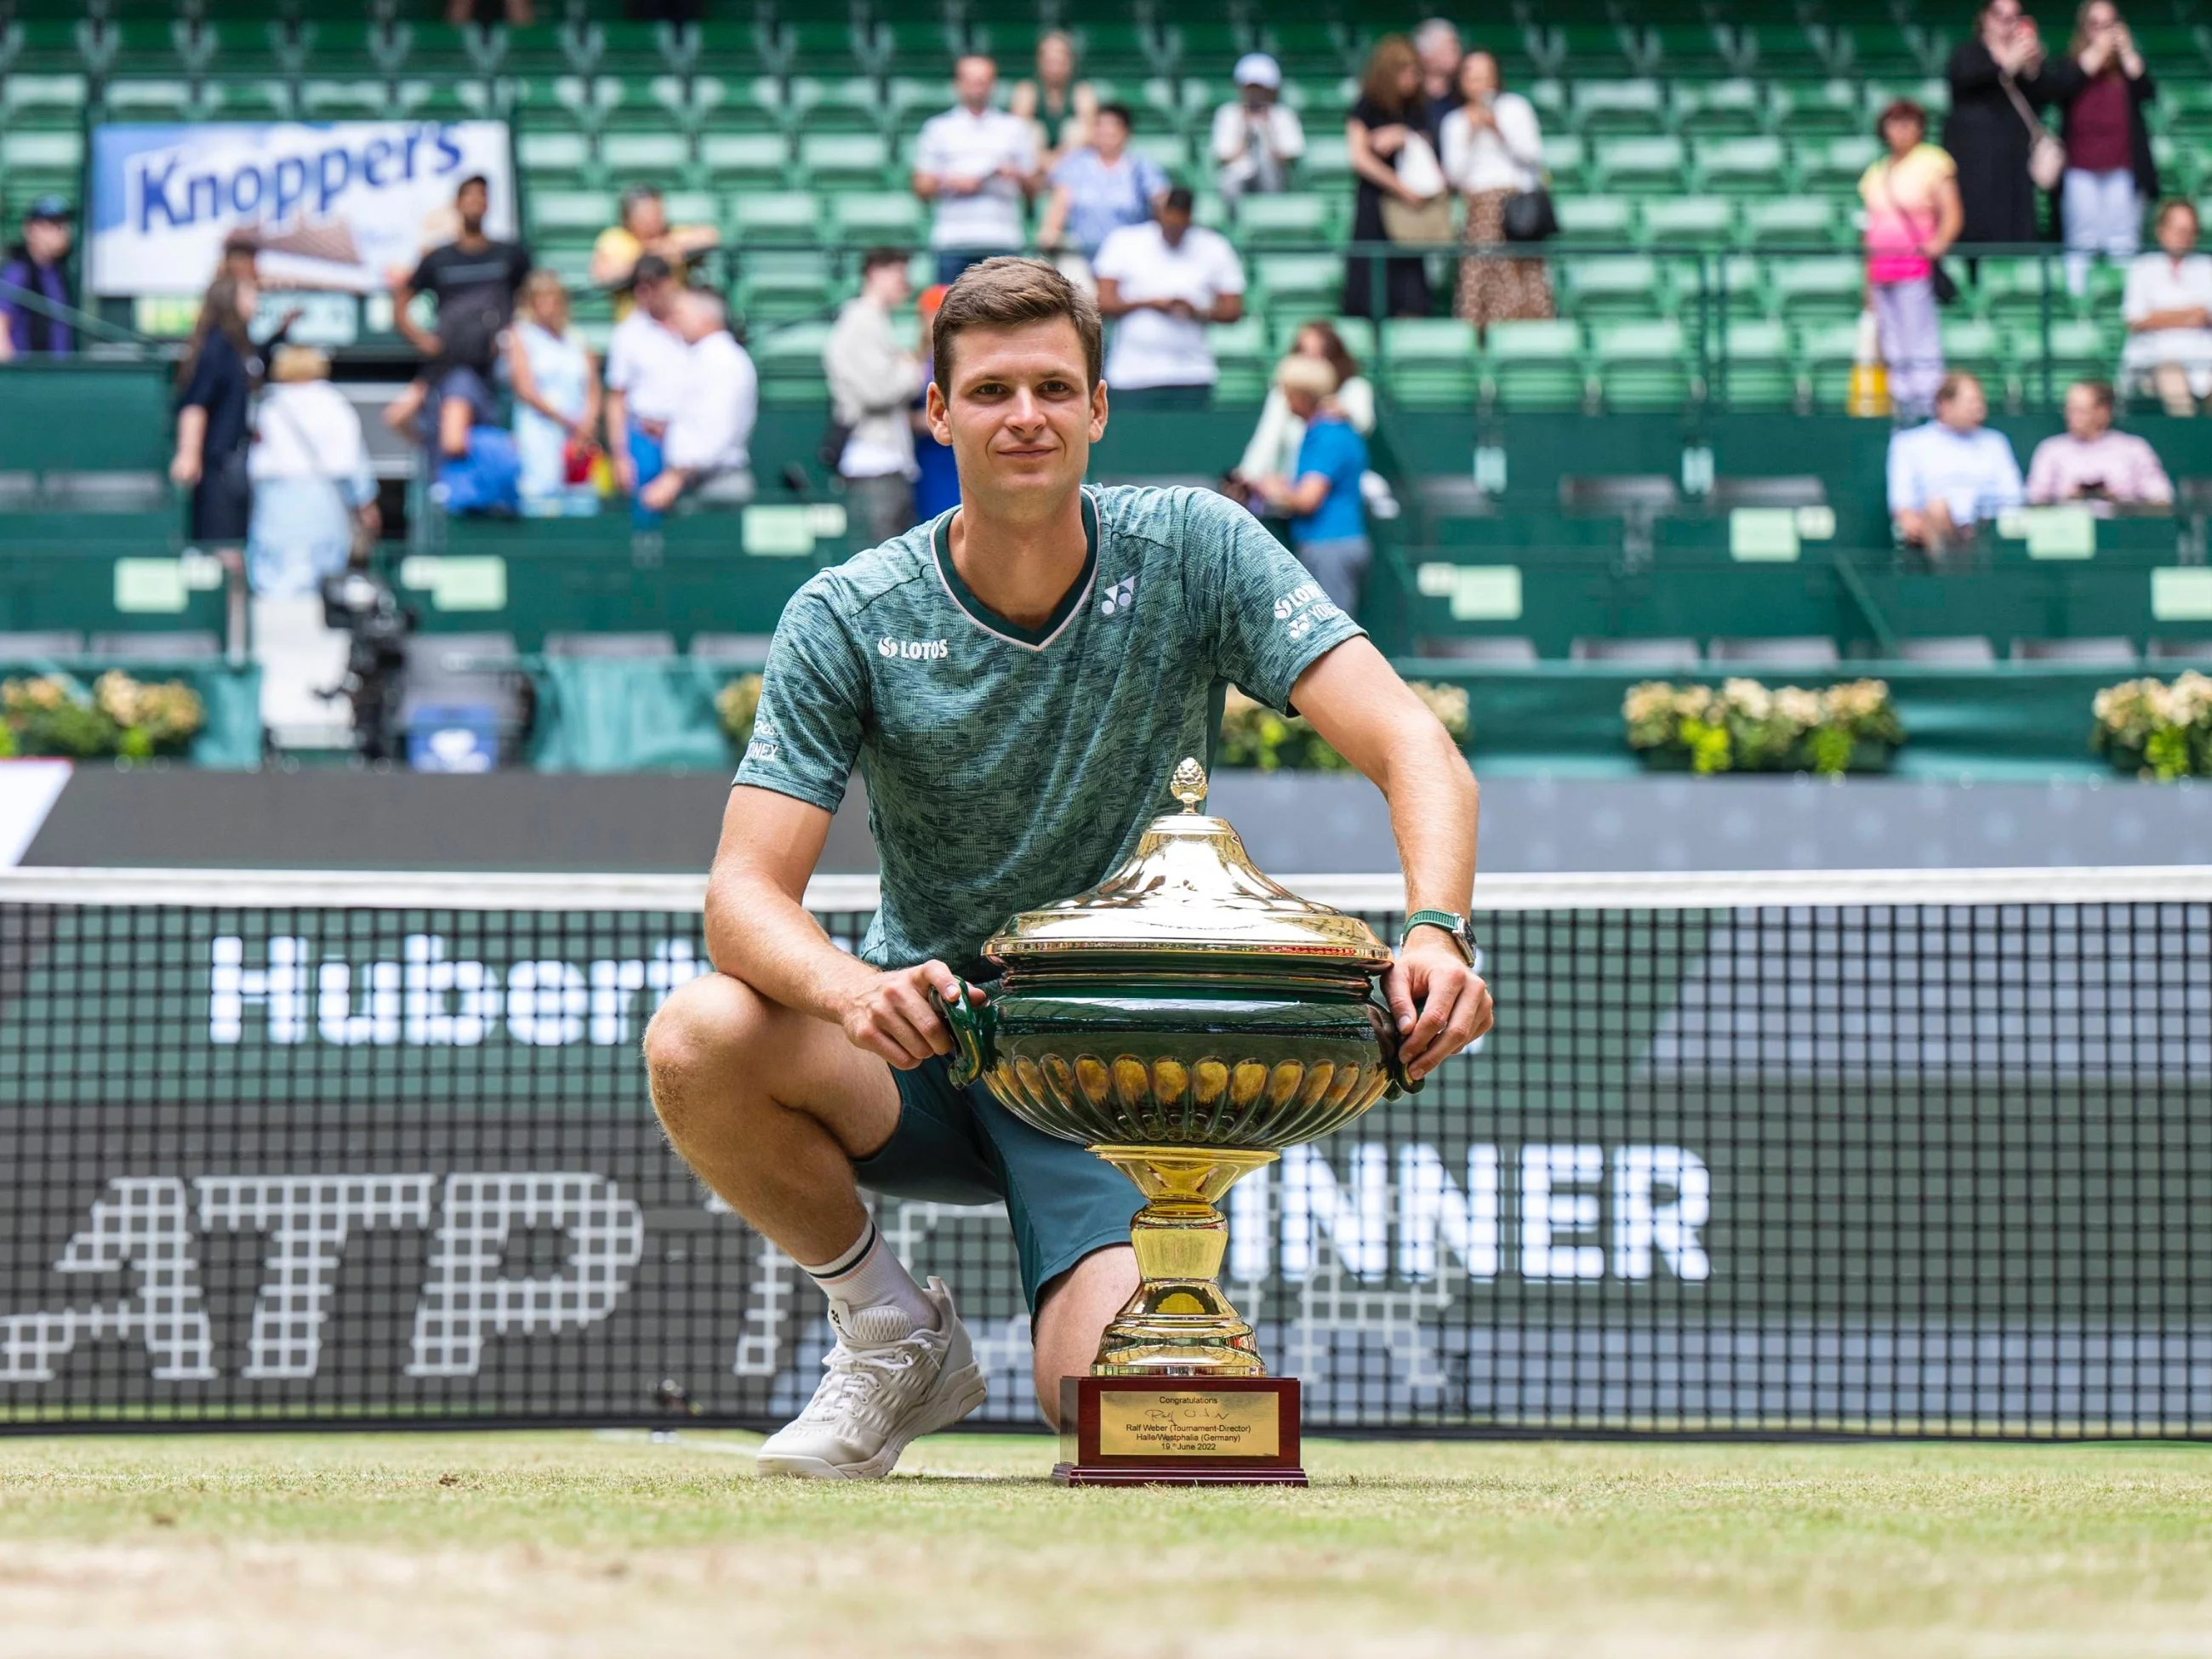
xmin=1211 ymin=53 xmax=1306 ymax=205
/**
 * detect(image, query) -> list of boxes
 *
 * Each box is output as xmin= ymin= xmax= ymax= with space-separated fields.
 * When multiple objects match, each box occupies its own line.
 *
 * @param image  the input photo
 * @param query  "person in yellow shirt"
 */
xmin=588 ymin=185 xmax=720 ymax=318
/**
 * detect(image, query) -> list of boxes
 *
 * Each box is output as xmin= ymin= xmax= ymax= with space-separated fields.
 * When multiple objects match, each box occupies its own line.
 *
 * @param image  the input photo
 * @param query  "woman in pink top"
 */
xmin=1860 ymin=100 xmax=1965 ymax=418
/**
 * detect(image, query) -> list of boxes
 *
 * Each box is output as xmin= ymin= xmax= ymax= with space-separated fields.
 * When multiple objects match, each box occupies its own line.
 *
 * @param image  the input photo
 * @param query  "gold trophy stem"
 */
xmin=1086 ymin=1145 xmax=1276 ymax=1377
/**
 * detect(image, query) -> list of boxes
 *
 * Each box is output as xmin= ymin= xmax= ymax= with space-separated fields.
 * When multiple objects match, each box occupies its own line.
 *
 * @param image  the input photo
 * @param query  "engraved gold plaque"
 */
xmin=1095 ymin=1389 xmax=1283 ymax=1458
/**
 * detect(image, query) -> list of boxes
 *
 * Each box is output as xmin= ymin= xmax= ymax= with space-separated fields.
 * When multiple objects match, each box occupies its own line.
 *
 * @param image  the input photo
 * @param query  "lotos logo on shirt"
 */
xmin=877 ymin=637 xmax=950 ymax=661
xmin=1098 ymin=575 xmax=1138 ymax=618
xmin=1273 ymin=581 xmax=1323 ymax=621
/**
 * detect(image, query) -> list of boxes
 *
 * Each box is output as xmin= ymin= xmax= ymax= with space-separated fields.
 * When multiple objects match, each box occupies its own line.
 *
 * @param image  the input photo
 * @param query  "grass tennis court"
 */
xmin=3 ymin=1433 xmax=2208 ymax=1657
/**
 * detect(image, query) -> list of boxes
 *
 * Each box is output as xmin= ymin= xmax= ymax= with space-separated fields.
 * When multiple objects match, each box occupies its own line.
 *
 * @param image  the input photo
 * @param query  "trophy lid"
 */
xmin=983 ymin=758 xmax=1394 ymax=968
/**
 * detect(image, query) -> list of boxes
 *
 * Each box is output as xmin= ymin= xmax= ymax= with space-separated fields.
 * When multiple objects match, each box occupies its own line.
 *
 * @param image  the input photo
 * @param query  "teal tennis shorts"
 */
xmin=853 ymin=1054 xmax=1141 ymax=1314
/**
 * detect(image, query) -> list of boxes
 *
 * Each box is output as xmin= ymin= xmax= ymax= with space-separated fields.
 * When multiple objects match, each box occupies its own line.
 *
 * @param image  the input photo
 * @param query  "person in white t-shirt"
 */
xmin=640 ymin=289 xmax=758 ymax=518
xmin=1092 ymin=189 xmax=1246 ymax=408
xmin=912 ymin=55 xmax=1039 ymax=288
xmin=1211 ymin=53 xmax=1306 ymax=205
xmin=602 ymin=254 xmax=693 ymax=523
xmin=2121 ymin=198 xmax=2212 ymax=414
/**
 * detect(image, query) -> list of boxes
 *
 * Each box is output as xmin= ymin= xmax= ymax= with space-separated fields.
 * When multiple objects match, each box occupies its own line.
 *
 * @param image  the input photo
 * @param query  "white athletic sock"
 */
xmin=798 ymin=1220 xmax=940 ymax=1336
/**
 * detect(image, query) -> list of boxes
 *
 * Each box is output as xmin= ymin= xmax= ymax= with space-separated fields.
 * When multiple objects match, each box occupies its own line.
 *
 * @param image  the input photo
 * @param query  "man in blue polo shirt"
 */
xmin=1253 ymin=354 xmax=1373 ymax=615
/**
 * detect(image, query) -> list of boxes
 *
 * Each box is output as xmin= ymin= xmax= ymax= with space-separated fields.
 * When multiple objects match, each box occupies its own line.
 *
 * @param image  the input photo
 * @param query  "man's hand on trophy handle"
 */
xmin=1388 ymin=933 xmax=1495 ymax=1082
xmin=841 ymin=961 xmax=982 ymax=1069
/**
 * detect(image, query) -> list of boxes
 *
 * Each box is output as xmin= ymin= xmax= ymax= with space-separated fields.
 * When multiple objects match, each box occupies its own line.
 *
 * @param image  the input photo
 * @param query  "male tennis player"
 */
xmin=644 ymin=258 xmax=1491 ymax=1479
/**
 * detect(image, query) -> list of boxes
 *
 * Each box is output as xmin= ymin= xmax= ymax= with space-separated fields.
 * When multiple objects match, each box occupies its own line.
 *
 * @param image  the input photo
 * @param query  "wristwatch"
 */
xmin=1400 ymin=909 xmax=1477 ymax=965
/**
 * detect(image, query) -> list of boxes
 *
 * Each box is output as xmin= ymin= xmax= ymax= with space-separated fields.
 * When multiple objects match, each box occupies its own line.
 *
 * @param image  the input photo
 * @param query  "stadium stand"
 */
xmin=3 ymin=0 xmax=2212 ymax=773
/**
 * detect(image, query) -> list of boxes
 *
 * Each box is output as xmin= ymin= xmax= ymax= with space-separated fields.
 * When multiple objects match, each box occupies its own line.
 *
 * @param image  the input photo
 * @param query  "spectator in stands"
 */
xmin=170 ymin=274 xmax=259 ymax=564
xmin=1888 ymin=372 xmax=2025 ymax=552
xmin=914 ymin=55 xmax=1039 ymax=288
xmin=2121 ymin=200 xmax=2212 ymax=414
xmin=825 ymin=248 xmax=927 ymax=545
xmin=1861 ymin=99 xmax=1963 ymax=419
xmin=0 ymin=195 xmax=76 ymax=360
xmin=248 ymin=346 xmax=378 ymax=599
xmin=1213 ymin=54 xmax=1307 ymax=207
xmin=605 ymin=254 xmax=693 ymax=514
xmin=1346 ymin=35 xmax=1443 ymax=320
xmin=1038 ymin=104 xmax=1169 ymax=277
xmin=1413 ymin=18 xmax=1466 ymax=133
xmin=1094 ymin=188 xmax=1246 ymax=409
xmin=1234 ymin=320 xmax=1376 ymax=492
xmin=507 ymin=270 xmax=601 ymax=514
xmin=911 ymin=283 xmax=961 ymax=521
xmin=2026 ymin=378 xmax=2173 ymax=508
xmin=392 ymin=174 xmax=532 ymax=465
xmin=2054 ymin=3 xmax=2158 ymax=294
xmin=588 ymin=185 xmax=719 ymax=320
xmin=1251 ymin=355 xmax=1371 ymax=615
xmin=640 ymin=289 xmax=757 ymax=516
xmin=1440 ymin=50 xmax=1553 ymax=330
xmin=1010 ymin=29 xmax=1097 ymax=168
xmin=1945 ymin=1 xmax=2072 ymax=252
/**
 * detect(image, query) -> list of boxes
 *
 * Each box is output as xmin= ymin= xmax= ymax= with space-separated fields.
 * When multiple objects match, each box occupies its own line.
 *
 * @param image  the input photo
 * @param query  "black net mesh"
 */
xmin=2 ymin=893 xmax=2206 ymax=1436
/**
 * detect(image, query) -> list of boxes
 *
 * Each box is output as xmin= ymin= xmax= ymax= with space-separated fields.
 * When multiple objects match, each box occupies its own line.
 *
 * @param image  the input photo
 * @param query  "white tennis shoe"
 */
xmin=755 ymin=1277 xmax=985 ymax=1479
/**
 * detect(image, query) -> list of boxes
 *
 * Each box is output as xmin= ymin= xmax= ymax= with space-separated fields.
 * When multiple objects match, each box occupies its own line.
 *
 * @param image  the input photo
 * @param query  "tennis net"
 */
xmin=1 ymin=865 xmax=2206 ymax=1438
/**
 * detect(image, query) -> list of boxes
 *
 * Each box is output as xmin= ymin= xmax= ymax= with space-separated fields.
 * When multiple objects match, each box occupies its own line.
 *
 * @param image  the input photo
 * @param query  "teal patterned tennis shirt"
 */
xmin=733 ymin=484 xmax=1365 ymax=976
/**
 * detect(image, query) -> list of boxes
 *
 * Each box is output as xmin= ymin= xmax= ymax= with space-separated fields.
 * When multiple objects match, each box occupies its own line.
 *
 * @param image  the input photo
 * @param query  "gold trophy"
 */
xmin=936 ymin=761 xmax=1416 ymax=1485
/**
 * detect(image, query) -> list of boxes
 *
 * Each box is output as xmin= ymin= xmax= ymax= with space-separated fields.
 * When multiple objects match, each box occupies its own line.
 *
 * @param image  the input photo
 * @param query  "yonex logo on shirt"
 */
xmin=1274 ymin=581 xmax=1324 ymax=620
xmin=878 ymin=637 xmax=950 ymax=661
xmin=1098 ymin=575 xmax=1138 ymax=617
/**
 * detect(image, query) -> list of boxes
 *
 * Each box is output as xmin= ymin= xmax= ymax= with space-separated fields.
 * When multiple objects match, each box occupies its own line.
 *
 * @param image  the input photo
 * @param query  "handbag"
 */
xmin=1380 ymin=129 xmax=1453 ymax=244
xmin=1502 ymin=185 xmax=1559 ymax=242
xmin=2002 ymin=71 xmax=2067 ymax=191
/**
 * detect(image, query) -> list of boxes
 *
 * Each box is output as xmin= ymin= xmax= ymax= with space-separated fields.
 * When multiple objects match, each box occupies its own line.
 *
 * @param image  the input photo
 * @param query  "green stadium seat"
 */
xmin=1129 ymin=134 xmax=1192 ymax=175
xmin=1696 ymin=135 xmax=1787 ymax=195
xmin=737 ymin=251 xmax=836 ymax=324
xmin=1254 ymin=254 xmax=1343 ymax=320
xmin=1207 ymin=316 xmax=1272 ymax=406
xmin=1641 ymin=197 xmax=1734 ymax=249
xmin=1742 ymin=197 xmax=1843 ymax=252
xmin=1645 ymin=22 xmax=1737 ymax=77
xmin=1570 ymin=79 xmax=1668 ymax=137
xmin=1940 ymin=317 xmax=2006 ymax=389
xmin=100 ymin=78 xmax=200 ymax=120
xmin=2027 ymin=319 xmax=2116 ymax=394
xmin=1798 ymin=321 xmax=1863 ymax=409
xmin=1298 ymin=134 xmax=1353 ymax=189
xmin=731 ymin=192 xmax=823 ymax=248
xmin=601 ymin=131 xmax=693 ymax=185
xmin=1594 ymin=320 xmax=1694 ymax=410
xmin=1713 ymin=255 xmax=1773 ymax=318
xmin=1485 ymin=320 xmax=1588 ymax=411
xmin=1382 ymin=319 xmax=1479 ymax=410
xmin=1975 ymin=257 xmax=2064 ymax=326
xmin=0 ymin=129 xmax=83 ymax=193
xmin=1670 ymin=79 xmax=1768 ymax=140
xmin=1553 ymin=195 xmax=1634 ymax=252
xmin=527 ymin=190 xmax=617 ymax=251
xmin=551 ymin=75 xmax=624 ymax=131
xmin=1769 ymin=80 xmax=1863 ymax=141
xmin=886 ymin=78 xmax=953 ymax=136
xmin=2164 ymin=81 xmax=2212 ymax=141
xmin=1234 ymin=194 xmax=1332 ymax=249
xmin=798 ymin=133 xmax=893 ymax=189
xmin=790 ymin=76 xmax=892 ymax=135
xmin=517 ymin=130 xmax=596 ymax=189
xmin=300 ymin=79 xmax=391 ymax=118
xmin=0 ymin=75 xmax=88 ymax=128
xmin=755 ymin=319 xmax=836 ymax=404
xmin=1717 ymin=319 xmax=1799 ymax=408
xmin=830 ymin=192 xmax=926 ymax=246
xmin=1591 ymin=136 xmax=1686 ymax=191
xmin=699 ymin=77 xmax=789 ymax=136
xmin=1771 ymin=256 xmax=1864 ymax=323
xmin=1266 ymin=316 xmax=1377 ymax=364
xmin=702 ymin=132 xmax=791 ymax=190
xmin=1799 ymin=135 xmax=1880 ymax=192
xmin=1559 ymin=256 xmax=1669 ymax=321
xmin=1736 ymin=24 xmax=1839 ymax=82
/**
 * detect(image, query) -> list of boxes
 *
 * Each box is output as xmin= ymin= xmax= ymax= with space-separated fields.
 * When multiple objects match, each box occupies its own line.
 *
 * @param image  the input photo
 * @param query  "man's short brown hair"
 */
xmin=1936 ymin=371 xmax=1982 ymax=408
xmin=931 ymin=257 xmax=1103 ymax=395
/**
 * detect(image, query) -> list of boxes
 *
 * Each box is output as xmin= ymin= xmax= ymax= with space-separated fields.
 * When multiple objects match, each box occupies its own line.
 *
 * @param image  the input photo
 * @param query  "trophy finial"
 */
xmin=1170 ymin=757 xmax=1208 ymax=812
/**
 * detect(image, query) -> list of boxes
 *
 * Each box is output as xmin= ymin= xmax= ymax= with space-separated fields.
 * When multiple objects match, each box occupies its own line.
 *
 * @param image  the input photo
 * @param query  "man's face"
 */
xmin=1939 ymin=379 xmax=1987 ymax=431
xmin=1419 ymin=29 xmax=1462 ymax=80
xmin=955 ymin=57 xmax=995 ymax=111
xmin=672 ymin=295 xmax=717 ymax=345
xmin=1094 ymin=111 xmax=1129 ymax=159
xmin=24 ymin=218 xmax=70 ymax=264
xmin=636 ymin=276 xmax=673 ymax=320
xmin=2065 ymin=385 xmax=2111 ymax=440
xmin=457 ymin=182 xmax=487 ymax=231
xmin=926 ymin=317 xmax=1105 ymax=508
xmin=1240 ymin=81 xmax=1276 ymax=109
xmin=1283 ymin=386 xmax=1320 ymax=420
xmin=1158 ymin=204 xmax=1191 ymax=248
xmin=2158 ymin=209 xmax=2198 ymax=257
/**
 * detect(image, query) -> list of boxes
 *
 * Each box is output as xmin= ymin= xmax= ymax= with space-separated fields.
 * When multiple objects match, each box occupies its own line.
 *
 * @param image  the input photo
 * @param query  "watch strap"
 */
xmin=1401 ymin=909 xmax=1475 ymax=963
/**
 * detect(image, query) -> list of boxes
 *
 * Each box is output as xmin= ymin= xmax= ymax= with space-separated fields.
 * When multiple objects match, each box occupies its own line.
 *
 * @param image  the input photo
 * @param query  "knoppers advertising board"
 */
xmin=88 ymin=122 xmax=517 ymax=297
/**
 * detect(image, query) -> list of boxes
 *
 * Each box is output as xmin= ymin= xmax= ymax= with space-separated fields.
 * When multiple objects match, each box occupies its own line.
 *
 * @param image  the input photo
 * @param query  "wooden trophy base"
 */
xmin=1053 ymin=1375 xmax=1307 ymax=1487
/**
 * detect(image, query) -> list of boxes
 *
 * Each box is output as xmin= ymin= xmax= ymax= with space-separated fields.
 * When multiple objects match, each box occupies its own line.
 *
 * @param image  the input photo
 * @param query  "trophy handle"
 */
xmin=930 ymin=978 xmax=995 ymax=1087
xmin=1370 ymin=995 xmax=1426 ymax=1098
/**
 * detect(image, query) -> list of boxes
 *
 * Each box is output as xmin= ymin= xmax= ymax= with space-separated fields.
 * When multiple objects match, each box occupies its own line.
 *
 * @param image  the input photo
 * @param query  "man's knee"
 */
xmin=642 ymin=974 xmax=772 ymax=1136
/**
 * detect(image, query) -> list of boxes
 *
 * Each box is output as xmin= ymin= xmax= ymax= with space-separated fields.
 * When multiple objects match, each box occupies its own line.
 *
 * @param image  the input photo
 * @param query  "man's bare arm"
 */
xmin=704 ymin=784 xmax=978 ymax=1069
xmin=1291 ymin=636 xmax=1491 ymax=1079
